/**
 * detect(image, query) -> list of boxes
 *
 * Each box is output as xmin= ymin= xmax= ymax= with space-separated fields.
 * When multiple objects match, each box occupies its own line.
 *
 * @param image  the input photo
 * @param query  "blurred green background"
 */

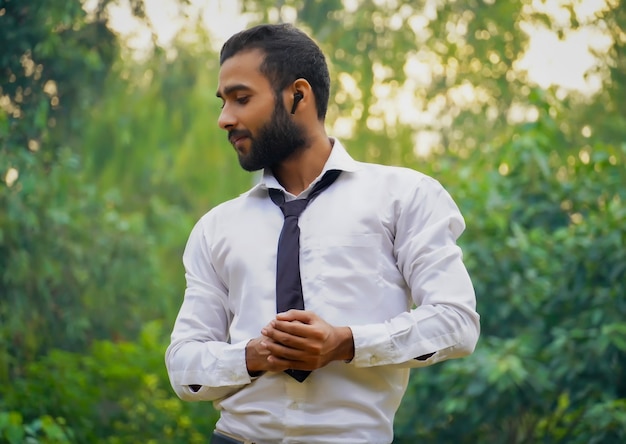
xmin=1 ymin=0 xmax=625 ymax=442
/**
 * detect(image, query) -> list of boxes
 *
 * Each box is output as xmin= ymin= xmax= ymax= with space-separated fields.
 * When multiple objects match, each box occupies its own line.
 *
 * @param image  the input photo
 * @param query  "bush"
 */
xmin=1 ymin=322 xmax=218 ymax=444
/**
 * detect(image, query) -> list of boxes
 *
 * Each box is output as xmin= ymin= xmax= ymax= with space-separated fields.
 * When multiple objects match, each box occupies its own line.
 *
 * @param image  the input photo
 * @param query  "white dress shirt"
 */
xmin=165 ymin=138 xmax=480 ymax=444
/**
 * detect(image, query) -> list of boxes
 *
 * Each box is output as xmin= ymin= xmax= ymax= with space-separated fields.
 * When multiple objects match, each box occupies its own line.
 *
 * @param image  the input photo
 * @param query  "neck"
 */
xmin=272 ymin=129 xmax=332 ymax=196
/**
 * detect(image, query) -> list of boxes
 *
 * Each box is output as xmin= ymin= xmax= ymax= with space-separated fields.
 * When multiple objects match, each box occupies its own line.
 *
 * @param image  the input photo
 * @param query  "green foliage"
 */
xmin=0 ymin=411 xmax=72 ymax=444
xmin=394 ymin=116 xmax=626 ymax=442
xmin=0 ymin=1 xmax=192 ymax=441
xmin=0 ymin=0 xmax=117 ymax=160
xmin=1 ymin=322 xmax=216 ymax=443
xmin=81 ymin=37 xmax=252 ymax=215
xmin=0 ymin=0 xmax=174 ymax=378
xmin=0 ymin=146 xmax=169 ymax=373
xmin=1 ymin=0 xmax=625 ymax=442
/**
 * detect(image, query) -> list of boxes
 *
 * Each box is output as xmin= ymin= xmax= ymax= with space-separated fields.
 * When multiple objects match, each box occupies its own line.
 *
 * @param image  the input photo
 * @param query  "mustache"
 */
xmin=228 ymin=129 xmax=252 ymax=144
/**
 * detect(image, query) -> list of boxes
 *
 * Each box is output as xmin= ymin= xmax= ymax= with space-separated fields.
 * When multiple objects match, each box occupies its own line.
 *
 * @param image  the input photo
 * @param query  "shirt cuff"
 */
xmin=178 ymin=339 xmax=252 ymax=390
xmin=218 ymin=339 xmax=253 ymax=383
xmin=349 ymin=323 xmax=397 ymax=367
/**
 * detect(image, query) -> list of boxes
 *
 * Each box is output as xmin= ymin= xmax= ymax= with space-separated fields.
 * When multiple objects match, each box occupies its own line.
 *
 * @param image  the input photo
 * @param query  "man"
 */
xmin=166 ymin=23 xmax=480 ymax=444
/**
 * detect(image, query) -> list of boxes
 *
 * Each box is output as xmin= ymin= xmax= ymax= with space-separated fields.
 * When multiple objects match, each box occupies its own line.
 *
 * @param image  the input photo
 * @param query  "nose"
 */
xmin=218 ymin=103 xmax=236 ymax=130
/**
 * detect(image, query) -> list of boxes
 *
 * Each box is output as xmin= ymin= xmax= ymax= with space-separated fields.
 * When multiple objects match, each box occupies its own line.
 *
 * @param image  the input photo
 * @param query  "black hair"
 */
xmin=220 ymin=23 xmax=330 ymax=121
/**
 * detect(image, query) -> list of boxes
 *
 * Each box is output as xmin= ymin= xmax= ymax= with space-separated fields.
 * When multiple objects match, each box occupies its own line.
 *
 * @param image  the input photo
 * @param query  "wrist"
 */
xmin=245 ymin=338 xmax=267 ymax=375
xmin=336 ymin=326 xmax=355 ymax=362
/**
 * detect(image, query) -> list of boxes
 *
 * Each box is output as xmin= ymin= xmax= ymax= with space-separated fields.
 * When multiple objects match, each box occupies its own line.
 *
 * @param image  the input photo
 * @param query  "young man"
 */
xmin=166 ymin=23 xmax=480 ymax=444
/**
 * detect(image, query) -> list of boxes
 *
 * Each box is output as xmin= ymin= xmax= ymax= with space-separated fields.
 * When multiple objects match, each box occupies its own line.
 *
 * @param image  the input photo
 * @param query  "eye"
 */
xmin=236 ymin=96 xmax=250 ymax=105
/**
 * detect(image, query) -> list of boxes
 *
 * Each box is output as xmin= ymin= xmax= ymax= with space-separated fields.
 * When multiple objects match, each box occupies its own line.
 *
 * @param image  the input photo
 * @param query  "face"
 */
xmin=216 ymin=50 xmax=307 ymax=171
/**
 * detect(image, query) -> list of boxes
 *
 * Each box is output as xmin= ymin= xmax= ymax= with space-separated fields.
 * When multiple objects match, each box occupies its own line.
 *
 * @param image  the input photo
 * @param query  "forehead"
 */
xmin=217 ymin=49 xmax=273 ymax=96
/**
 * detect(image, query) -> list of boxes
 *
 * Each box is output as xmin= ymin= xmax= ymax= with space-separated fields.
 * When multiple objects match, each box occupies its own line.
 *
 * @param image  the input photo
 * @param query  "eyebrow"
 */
xmin=215 ymin=84 xmax=253 ymax=99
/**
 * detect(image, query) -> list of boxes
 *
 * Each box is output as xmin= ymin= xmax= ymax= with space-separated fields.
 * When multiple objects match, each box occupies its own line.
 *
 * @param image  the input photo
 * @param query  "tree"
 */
xmin=0 ymin=1 xmax=187 ymax=440
xmin=0 ymin=1 xmax=227 ymax=441
xmin=2 ymin=0 xmax=624 ymax=442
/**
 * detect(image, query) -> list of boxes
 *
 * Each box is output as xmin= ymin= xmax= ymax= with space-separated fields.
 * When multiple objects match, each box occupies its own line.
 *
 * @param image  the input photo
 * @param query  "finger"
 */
xmin=264 ymin=329 xmax=309 ymax=351
xmin=267 ymin=351 xmax=323 ymax=371
xmin=276 ymin=309 xmax=316 ymax=323
xmin=255 ymin=340 xmax=271 ymax=356
xmin=267 ymin=357 xmax=303 ymax=372
xmin=264 ymin=340 xmax=309 ymax=361
xmin=262 ymin=321 xmax=305 ymax=339
xmin=266 ymin=354 xmax=312 ymax=371
xmin=270 ymin=319 xmax=316 ymax=338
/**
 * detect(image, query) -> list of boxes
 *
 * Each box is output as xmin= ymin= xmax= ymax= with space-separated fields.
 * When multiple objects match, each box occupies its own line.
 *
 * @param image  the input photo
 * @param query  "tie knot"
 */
xmin=268 ymin=169 xmax=342 ymax=220
xmin=281 ymin=199 xmax=308 ymax=218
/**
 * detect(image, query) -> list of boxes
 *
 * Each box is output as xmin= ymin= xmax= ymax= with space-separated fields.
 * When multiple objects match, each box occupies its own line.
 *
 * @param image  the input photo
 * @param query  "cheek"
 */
xmin=251 ymin=114 xmax=273 ymax=136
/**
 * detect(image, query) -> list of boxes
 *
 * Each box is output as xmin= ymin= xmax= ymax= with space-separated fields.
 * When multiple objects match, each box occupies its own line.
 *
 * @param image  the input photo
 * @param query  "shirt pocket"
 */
xmin=309 ymin=233 xmax=384 ymax=311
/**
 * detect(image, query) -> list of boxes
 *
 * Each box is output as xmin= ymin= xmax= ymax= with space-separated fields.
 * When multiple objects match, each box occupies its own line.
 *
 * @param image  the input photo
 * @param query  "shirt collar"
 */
xmin=245 ymin=137 xmax=360 ymax=196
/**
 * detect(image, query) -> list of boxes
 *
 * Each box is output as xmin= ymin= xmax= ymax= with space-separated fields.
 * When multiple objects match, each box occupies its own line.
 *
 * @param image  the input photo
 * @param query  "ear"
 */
xmin=285 ymin=78 xmax=314 ymax=116
xmin=290 ymin=91 xmax=304 ymax=114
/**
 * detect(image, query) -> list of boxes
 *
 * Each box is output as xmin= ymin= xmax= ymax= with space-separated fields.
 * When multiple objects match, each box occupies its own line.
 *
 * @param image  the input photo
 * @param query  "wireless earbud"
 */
xmin=290 ymin=92 xmax=303 ymax=114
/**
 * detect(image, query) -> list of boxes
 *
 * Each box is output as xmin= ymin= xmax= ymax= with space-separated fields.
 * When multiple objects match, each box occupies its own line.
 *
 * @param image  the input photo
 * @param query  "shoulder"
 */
xmin=193 ymin=189 xmax=265 ymax=233
xmin=355 ymin=160 xmax=462 ymax=222
xmin=353 ymin=160 xmax=444 ymax=194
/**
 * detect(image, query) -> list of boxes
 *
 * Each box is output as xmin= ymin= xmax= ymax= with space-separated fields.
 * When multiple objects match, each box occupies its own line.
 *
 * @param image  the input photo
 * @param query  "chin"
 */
xmin=238 ymin=158 xmax=263 ymax=172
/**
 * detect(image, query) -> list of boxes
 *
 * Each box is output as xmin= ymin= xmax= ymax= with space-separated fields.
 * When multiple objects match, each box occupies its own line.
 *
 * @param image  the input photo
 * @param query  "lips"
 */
xmin=228 ymin=130 xmax=251 ymax=147
xmin=230 ymin=135 xmax=248 ymax=145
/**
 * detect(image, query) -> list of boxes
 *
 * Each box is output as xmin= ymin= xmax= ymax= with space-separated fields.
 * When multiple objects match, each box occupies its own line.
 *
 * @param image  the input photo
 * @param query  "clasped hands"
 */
xmin=245 ymin=310 xmax=354 ymax=375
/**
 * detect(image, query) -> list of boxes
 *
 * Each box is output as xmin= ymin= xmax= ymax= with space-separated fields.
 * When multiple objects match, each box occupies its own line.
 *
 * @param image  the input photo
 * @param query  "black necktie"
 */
xmin=268 ymin=169 xmax=341 ymax=382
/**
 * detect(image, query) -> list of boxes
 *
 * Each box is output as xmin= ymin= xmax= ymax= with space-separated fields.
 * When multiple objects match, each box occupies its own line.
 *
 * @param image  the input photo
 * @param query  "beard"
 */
xmin=232 ymin=99 xmax=308 ymax=172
